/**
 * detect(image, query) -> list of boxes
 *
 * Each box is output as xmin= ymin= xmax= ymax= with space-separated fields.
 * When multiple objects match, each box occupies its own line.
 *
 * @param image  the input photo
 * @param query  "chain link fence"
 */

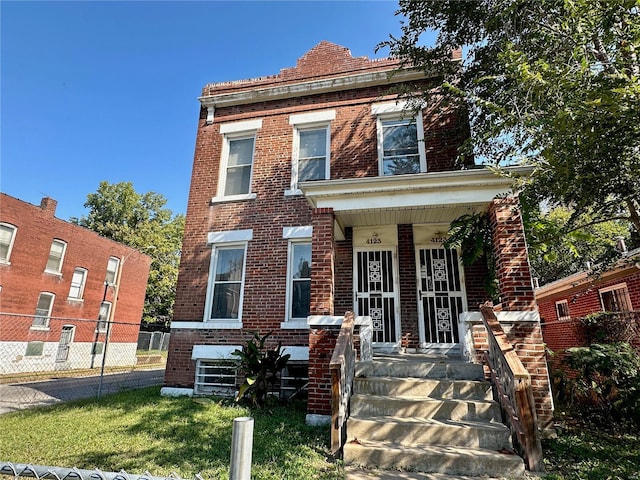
xmin=0 ymin=463 xmax=203 ymax=480
xmin=0 ymin=313 xmax=168 ymax=414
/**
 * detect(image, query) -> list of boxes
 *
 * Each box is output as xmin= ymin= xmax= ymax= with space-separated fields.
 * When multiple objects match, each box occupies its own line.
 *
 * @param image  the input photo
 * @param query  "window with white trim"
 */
xmin=45 ymin=239 xmax=66 ymax=274
xmin=555 ymin=299 xmax=571 ymax=321
xmin=33 ymin=292 xmax=55 ymax=328
xmin=205 ymin=244 xmax=248 ymax=323
xmin=216 ymin=119 xmax=262 ymax=201
xmin=195 ymin=360 xmax=238 ymax=396
xmin=599 ymin=283 xmax=632 ymax=312
xmin=105 ymin=256 xmax=120 ymax=285
xmin=287 ymin=111 xmax=334 ymax=193
xmin=0 ymin=223 xmax=17 ymax=264
xmin=68 ymin=267 xmax=88 ymax=300
xmin=97 ymin=301 xmax=112 ymax=331
xmin=373 ymin=102 xmax=426 ymax=176
xmin=286 ymin=241 xmax=312 ymax=322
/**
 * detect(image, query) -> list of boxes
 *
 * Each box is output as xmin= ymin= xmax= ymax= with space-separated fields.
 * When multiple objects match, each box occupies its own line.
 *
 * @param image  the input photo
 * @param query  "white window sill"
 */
xmin=68 ymin=298 xmax=84 ymax=303
xmin=204 ymin=320 xmax=243 ymax=329
xmin=44 ymin=269 xmax=62 ymax=276
xmin=30 ymin=326 xmax=50 ymax=332
xmin=284 ymin=189 xmax=303 ymax=197
xmin=0 ymin=260 xmax=11 ymax=266
xmin=280 ymin=320 xmax=310 ymax=330
xmin=210 ymin=193 xmax=256 ymax=204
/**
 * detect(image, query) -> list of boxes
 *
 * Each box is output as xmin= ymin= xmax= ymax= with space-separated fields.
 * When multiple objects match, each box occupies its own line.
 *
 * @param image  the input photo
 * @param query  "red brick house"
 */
xmin=163 ymin=42 xmax=552 ymax=429
xmin=0 ymin=193 xmax=151 ymax=374
xmin=537 ymin=248 xmax=640 ymax=354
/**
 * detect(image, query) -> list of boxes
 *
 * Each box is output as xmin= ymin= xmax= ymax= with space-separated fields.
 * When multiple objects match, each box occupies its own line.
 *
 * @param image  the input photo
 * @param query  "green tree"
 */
xmin=72 ymin=181 xmax=184 ymax=328
xmin=381 ymin=0 xmax=640 ymax=240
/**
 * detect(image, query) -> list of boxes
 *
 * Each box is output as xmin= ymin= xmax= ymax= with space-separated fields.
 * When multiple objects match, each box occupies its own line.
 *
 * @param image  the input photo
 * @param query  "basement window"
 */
xmin=194 ymin=360 xmax=238 ymax=396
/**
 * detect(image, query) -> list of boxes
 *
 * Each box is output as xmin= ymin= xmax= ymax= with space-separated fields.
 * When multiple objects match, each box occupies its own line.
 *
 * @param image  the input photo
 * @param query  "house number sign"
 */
xmin=366 ymin=233 xmax=382 ymax=244
xmin=430 ymin=237 xmax=448 ymax=244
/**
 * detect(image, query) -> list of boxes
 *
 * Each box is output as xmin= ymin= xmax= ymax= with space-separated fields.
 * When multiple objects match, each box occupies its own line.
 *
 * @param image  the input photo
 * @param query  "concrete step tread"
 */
xmin=348 ymin=415 xmax=511 ymax=431
xmin=345 ymin=439 xmax=521 ymax=459
xmin=351 ymin=393 xmax=497 ymax=405
xmin=345 ymin=467 xmax=523 ymax=480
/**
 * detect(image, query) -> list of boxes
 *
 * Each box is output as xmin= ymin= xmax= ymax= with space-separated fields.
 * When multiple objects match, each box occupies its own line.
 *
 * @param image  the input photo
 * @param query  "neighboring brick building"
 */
xmin=164 ymin=42 xmax=552 ymax=429
xmin=537 ymin=248 xmax=640 ymax=355
xmin=0 ymin=193 xmax=152 ymax=374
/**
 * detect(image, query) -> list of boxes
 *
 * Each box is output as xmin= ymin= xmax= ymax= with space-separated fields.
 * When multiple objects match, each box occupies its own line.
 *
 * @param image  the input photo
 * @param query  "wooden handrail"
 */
xmin=329 ymin=311 xmax=356 ymax=455
xmin=480 ymin=302 xmax=544 ymax=472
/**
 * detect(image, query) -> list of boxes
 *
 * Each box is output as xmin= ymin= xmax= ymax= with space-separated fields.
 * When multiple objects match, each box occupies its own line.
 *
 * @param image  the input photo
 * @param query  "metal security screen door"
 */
xmin=56 ymin=325 xmax=74 ymax=362
xmin=355 ymin=249 xmax=400 ymax=346
xmin=417 ymin=248 xmax=466 ymax=345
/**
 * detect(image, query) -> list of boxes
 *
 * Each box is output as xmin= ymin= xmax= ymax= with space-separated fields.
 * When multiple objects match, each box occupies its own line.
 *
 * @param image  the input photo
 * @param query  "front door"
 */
xmin=416 ymin=247 xmax=466 ymax=347
xmin=56 ymin=325 xmax=74 ymax=363
xmin=354 ymin=249 xmax=400 ymax=348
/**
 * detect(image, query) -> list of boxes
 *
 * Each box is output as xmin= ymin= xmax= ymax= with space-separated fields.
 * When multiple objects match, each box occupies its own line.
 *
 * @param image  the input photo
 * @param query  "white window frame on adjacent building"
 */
xmin=372 ymin=101 xmax=426 ymax=177
xmin=0 ymin=223 xmax=17 ymax=264
xmin=45 ymin=239 xmax=67 ymax=274
xmin=203 ymin=229 xmax=253 ymax=328
xmin=68 ymin=267 xmax=88 ymax=300
xmin=555 ymin=299 xmax=571 ymax=321
xmin=599 ymin=283 xmax=632 ymax=312
xmin=97 ymin=301 xmax=112 ymax=332
xmin=213 ymin=119 xmax=262 ymax=203
xmin=286 ymin=111 xmax=335 ymax=195
xmin=105 ymin=256 xmax=120 ymax=285
xmin=32 ymin=292 xmax=55 ymax=329
xmin=282 ymin=226 xmax=313 ymax=328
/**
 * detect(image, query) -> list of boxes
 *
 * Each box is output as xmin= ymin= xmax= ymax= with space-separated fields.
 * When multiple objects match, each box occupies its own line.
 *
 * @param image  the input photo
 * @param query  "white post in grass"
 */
xmin=229 ymin=416 xmax=254 ymax=480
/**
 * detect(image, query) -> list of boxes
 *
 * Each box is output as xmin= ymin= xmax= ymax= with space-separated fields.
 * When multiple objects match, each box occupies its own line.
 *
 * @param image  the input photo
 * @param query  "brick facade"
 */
xmin=0 ymin=194 xmax=151 ymax=372
xmin=166 ymin=42 xmax=550 ymax=429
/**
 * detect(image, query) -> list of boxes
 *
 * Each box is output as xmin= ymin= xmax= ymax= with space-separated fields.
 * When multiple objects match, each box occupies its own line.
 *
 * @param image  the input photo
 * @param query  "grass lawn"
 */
xmin=0 ymin=386 xmax=343 ymax=480
xmin=541 ymin=411 xmax=640 ymax=480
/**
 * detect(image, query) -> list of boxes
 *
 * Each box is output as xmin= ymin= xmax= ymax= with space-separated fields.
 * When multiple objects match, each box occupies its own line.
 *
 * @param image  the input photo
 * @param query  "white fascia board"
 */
xmin=191 ymin=344 xmax=242 ymax=360
xmin=301 ymin=167 xmax=530 ymax=211
xmin=199 ymin=70 xmax=426 ymax=109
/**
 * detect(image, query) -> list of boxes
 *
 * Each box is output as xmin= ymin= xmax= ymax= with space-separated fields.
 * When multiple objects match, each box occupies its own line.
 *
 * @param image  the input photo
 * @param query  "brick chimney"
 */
xmin=40 ymin=197 xmax=57 ymax=216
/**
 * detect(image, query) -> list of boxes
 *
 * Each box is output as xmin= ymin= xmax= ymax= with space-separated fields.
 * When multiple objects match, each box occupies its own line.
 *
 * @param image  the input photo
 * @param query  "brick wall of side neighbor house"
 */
xmin=0 ymin=193 xmax=150 ymax=345
xmin=398 ymin=225 xmax=419 ymax=350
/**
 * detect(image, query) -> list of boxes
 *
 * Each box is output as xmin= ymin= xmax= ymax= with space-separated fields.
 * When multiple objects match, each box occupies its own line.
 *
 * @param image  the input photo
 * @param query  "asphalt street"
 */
xmin=0 ymin=368 xmax=165 ymax=414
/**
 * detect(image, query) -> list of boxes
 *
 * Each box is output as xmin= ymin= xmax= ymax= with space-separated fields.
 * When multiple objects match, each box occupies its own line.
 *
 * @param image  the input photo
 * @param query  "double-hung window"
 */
xmin=45 ymin=239 xmax=66 ymax=274
xmin=204 ymin=229 xmax=252 ymax=328
xmin=68 ymin=267 xmax=88 ymax=300
xmin=287 ymin=111 xmax=334 ymax=194
xmin=0 ymin=223 xmax=17 ymax=264
xmin=98 ymin=301 xmax=112 ymax=331
xmin=215 ymin=119 xmax=262 ymax=201
xmin=282 ymin=226 xmax=312 ymax=328
xmin=372 ymin=102 xmax=426 ymax=176
xmin=33 ymin=292 xmax=55 ymax=328
xmin=105 ymin=256 xmax=120 ymax=285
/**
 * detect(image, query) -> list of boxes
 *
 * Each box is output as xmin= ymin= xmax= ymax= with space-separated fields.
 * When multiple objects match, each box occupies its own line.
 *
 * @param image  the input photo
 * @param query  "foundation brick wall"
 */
xmin=0 ymin=194 xmax=151 ymax=345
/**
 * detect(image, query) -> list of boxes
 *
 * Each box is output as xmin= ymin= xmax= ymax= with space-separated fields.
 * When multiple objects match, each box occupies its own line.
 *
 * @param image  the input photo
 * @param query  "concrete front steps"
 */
xmin=344 ymin=354 xmax=525 ymax=478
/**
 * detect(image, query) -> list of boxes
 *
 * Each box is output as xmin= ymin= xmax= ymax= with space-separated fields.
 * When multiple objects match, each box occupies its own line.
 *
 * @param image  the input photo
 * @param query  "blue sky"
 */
xmin=1 ymin=0 xmax=413 ymax=221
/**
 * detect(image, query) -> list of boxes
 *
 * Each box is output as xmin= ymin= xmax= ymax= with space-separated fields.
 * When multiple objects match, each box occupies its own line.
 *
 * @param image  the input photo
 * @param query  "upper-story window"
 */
xmin=0 ymin=223 xmax=17 ymax=264
xmin=105 ymin=256 xmax=120 ymax=285
xmin=214 ymin=119 xmax=262 ymax=202
xmin=45 ymin=239 xmax=66 ymax=274
xmin=33 ymin=292 xmax=55 ymax=328
xmin=287 ymin=111 xmax=334 ymax=194
xmin=204 ymin=229 xmax=253 ymax=328
xmin=599 ymin=283 xmax=632 ymax=312
xmin=68 ymin=267 xmax=88 ymax=300
xmin=372 ymin=102 xmax=426 ymax=176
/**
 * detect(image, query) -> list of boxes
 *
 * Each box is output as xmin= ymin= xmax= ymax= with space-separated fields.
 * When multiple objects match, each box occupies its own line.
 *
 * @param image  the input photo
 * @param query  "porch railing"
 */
xmin=480 ymin=302 xmax=543 ymax=472
xmin=329 ymin=312 xmax=372 ymax=455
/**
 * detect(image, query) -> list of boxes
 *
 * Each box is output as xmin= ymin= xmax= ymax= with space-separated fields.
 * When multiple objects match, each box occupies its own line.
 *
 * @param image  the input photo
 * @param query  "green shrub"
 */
xmin=579 ymin=312 xmax=638 ymax=344
xmin=561 ymin=342 xmax=640 ymax=425
xmin=232 ymin=331 xmax=290 ymax=408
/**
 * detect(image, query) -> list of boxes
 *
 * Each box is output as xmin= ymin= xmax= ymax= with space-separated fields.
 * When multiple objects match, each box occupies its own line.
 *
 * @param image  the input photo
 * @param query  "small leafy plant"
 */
xmin=232 ymin=331 xmax=290 ymax=408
